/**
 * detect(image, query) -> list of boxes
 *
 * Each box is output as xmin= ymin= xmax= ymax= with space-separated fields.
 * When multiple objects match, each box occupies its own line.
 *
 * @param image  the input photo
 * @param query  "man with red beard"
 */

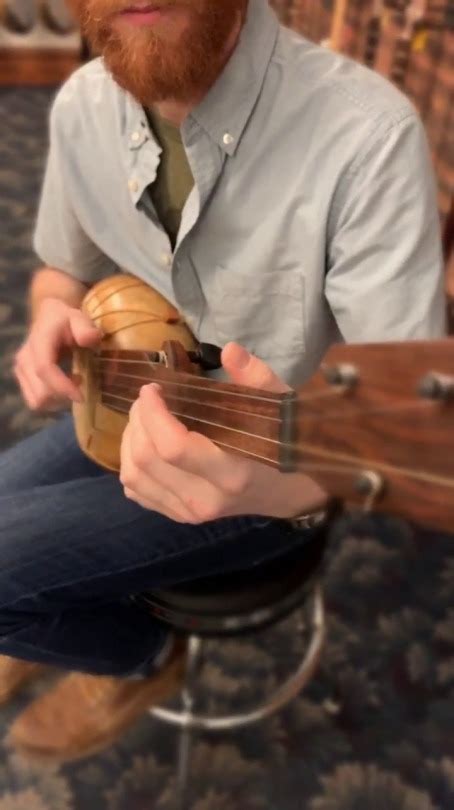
xmin=0 ymin=0 xmax=444 ymax=762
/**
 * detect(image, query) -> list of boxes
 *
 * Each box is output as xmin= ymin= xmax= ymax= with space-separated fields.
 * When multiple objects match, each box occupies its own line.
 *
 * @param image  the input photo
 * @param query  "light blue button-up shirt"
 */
xmin=34 ymin=0 xmax=445 ymax=385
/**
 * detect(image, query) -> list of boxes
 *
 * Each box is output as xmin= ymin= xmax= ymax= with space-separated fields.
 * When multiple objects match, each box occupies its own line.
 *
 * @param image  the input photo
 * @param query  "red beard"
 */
xmin=71 ymin=0 xmax=246 ymax=105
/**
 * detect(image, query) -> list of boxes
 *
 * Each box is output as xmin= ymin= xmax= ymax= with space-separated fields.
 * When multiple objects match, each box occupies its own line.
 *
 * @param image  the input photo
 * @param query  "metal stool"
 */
xmin=138 ymin=530 xmax=328 ymax=809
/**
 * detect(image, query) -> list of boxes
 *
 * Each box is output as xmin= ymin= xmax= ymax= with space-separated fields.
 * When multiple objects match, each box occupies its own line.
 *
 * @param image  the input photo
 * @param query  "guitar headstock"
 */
xmin=296 ymin=339 xmax=454 ymax=532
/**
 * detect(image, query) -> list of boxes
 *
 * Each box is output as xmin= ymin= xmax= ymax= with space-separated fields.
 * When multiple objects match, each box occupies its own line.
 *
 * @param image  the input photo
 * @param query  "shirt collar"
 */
xmin=187 ymin=0 xmax=279 ymax=156
xmin=122 ymin=0 xmax=279 ymax=159
xmin=124 ymin=101 xmax=151 ymax=153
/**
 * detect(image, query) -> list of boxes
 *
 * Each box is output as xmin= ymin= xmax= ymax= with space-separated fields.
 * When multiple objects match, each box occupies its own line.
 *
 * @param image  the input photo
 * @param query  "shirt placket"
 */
xmin=125 ymin=113 xmax=176 ymax=273
xmin=171 ymin=124 xmax=226 ymax=334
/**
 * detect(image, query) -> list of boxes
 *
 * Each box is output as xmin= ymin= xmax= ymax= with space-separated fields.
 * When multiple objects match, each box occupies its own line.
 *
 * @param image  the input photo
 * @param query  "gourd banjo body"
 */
xmin=73 ymin=274 xmax=199 ymax=471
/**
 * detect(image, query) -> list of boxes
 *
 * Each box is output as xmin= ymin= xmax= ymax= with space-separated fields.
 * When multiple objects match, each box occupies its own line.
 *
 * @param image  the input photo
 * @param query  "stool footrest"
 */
xmin=150 ymin=586 xmax=325 ymax=732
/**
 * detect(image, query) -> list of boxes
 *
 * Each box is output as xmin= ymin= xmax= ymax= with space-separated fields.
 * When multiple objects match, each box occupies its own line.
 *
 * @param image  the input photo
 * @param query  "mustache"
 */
xmin=85 ymin=0 xmax=183 ymax=18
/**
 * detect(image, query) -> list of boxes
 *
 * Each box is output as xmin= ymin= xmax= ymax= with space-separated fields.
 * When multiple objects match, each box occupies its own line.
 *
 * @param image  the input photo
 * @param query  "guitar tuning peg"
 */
xmin=322 ymin=363 xmax=359 ymax=389
xmin=354 ymin=471 xmax=385 ymax=512
xmin=188 ymin=343 xmax=222 ymax=371
xmin=418 ymin=372 xmax=454 ymax=402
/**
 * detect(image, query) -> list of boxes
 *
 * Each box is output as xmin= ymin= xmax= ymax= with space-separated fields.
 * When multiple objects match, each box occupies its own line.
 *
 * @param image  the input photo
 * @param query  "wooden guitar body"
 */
xmin=72 ymin=274 xmax=197 ymax=471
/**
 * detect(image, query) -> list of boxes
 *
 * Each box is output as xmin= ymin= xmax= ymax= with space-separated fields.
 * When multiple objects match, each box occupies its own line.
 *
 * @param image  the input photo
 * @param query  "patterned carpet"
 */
xmin=0 ymin=86 xmax=453 ymax=810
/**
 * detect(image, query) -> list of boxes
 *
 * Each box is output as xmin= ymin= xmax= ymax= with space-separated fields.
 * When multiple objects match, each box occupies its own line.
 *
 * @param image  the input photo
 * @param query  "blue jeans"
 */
xmin=0 ymin=415 xmax=311 ymax=676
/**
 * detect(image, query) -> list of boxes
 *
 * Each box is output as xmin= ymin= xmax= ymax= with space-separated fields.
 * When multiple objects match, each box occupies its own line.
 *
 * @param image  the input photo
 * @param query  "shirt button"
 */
xmin=160 ymin=252 xmax=172 ymax=268
xmin=223 ymin=132 xmax=234 ymax=146
xmin=128 ymin=179 xmax=139 ymax=193
xmin=130 ymin=131 xmax=141 ymax=143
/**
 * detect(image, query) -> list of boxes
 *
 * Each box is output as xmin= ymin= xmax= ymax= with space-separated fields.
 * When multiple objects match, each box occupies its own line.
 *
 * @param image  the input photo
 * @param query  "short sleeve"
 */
xmin=325 ymin=113 xmax=446 ymax=341
xmin=33 ymin=93 xmax=117 ymax=283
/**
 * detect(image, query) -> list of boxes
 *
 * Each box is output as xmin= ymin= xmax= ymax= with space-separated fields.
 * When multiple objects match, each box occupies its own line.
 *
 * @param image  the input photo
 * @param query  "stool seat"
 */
xmin=139 ymin=534 xmax=326 ymax=636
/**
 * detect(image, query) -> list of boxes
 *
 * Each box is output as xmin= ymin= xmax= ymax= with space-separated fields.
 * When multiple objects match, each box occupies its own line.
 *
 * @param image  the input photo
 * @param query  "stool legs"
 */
xmin=176 ymin=635 xmax=203 ymax=810
xmin=150 ymin=588 xmax=326 ymax=806
xmin=151 ymin=586 xmax=326 ymax=732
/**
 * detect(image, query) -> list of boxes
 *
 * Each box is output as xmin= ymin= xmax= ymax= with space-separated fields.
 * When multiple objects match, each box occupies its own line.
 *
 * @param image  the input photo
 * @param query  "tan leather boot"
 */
xmin=7 ymin=639 xmax=186 ymax=763
xmin=0 ymin=656 xmax=47 ymax=705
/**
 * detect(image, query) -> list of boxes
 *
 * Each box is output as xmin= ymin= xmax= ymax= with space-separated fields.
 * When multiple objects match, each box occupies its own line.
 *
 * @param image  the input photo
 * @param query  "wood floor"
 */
xmin=0 ymin=48 xmax=80 ymax=85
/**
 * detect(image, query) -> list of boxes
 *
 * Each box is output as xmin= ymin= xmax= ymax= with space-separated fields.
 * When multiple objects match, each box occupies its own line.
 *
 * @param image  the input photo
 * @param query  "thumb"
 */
xmin=69 ymin=310 xmax=103 ymax=348
xmin=221 ymin=342 xmax=290 ymax=393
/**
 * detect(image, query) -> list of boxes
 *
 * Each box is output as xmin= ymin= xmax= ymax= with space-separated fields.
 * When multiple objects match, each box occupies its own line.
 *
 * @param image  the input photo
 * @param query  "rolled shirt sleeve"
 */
xmin=325 ymin=112 xmax=446 ymax=341
xmin=33 ymin=94 xmax=117 ymax=284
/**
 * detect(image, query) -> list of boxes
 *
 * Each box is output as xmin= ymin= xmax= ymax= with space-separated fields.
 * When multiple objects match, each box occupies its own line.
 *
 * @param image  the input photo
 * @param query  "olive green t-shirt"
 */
xmin=146 ymin=109 xmax=194 ymax=249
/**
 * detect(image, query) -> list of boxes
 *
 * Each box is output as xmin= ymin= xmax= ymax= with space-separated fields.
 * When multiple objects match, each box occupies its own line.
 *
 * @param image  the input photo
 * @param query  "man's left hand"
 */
xmin=120 ymin=342 xmax=327 ymax=523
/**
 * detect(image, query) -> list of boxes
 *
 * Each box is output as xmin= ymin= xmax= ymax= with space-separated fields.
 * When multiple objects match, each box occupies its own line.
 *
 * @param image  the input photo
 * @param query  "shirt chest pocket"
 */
xmin=208 ymin=265 xmax=305 ymax=360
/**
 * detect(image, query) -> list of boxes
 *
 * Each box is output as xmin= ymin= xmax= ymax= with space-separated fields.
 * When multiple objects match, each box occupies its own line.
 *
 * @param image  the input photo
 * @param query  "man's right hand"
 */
xmin=14 ymin=298 xmax=103 ymax=411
